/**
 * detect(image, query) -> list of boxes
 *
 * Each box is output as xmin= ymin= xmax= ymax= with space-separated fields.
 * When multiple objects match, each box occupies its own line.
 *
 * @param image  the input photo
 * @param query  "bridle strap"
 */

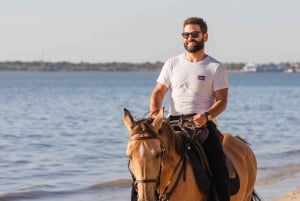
xmin=128 ymin=132 xmax=188 ymax=201
xmin=130 ymin=135 xmax=157 ymax=141
xmin=158 ymin=154 xmax=187 ymax=201
xmin=128 ymin=130 xmax=193 ymax=201
xmin=128 ymin=134 xmax=164 ymax=195
xmin=135 ymin=179 xmax=159 ymax=183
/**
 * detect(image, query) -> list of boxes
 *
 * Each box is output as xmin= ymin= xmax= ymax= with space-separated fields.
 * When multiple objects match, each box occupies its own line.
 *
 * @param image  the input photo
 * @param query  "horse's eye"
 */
xmin=126 ymin=153 xmax=132 ymax=160
xmin=155 ymin=152 xmax=161 ymax=159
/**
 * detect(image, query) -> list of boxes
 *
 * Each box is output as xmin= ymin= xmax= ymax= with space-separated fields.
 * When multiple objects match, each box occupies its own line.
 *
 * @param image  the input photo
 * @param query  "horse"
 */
xmin=123 ymin=108 xmax=261 ymax=201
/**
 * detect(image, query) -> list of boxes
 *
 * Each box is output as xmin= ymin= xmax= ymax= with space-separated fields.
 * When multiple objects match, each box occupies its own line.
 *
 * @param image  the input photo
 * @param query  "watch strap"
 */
xmin=204 ymin=112 xmax=211 ymax=121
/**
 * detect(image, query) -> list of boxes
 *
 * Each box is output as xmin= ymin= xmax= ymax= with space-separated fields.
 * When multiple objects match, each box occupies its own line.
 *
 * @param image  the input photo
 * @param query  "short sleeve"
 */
xmin=157 ymin=59 xmax=172 ymax=88
xmin=213 ymin=64 xmax=229 ymax=91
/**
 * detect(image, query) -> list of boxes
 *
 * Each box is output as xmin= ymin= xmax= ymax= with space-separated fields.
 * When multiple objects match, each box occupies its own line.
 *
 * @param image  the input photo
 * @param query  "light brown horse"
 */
xmin=124 ymin=108 xmax=261 ymax=201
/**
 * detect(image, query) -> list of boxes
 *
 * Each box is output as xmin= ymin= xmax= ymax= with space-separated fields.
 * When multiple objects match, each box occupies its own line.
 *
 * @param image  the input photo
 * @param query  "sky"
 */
xmin=0 ymin=0 xmax=299 ymax=64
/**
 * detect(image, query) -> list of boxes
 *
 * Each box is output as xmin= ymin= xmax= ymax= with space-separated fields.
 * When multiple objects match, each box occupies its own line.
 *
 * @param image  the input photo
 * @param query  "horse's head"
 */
xmin=123 ymin=108 xmax=165 ymax=201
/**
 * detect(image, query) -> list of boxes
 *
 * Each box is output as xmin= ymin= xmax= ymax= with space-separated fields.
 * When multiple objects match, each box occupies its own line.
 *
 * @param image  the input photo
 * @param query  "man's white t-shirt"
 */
xmin=157 ymin=53 xmax=228 ymax=116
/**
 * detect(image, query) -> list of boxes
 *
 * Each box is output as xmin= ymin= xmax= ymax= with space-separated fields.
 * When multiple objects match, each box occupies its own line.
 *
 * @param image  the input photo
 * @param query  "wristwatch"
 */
xmin=204 ymin=112 xmax=212 ymax=121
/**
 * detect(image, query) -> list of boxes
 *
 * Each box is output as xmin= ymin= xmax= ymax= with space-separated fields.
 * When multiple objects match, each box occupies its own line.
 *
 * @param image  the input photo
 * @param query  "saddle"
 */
xmin=169 ymin=118 xmax=240 ymax=196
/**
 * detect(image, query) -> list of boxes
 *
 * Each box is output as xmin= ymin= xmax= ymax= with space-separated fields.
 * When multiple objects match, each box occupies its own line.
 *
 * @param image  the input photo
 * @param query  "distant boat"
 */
xmin=284 ymin=67 xmax=296 ymax=73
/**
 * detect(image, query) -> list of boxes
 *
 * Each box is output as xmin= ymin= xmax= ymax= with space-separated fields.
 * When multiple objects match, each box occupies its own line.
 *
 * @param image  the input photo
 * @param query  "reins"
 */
xmin=158 ymin=153 xmax=187 ymax=201
xmin=158 ymin=126 xmax=202 ymax=201
xmin=128 ymin=133 xmax=164 ymax=198
xmin=128 ymin=120 xmax=191 ymax=201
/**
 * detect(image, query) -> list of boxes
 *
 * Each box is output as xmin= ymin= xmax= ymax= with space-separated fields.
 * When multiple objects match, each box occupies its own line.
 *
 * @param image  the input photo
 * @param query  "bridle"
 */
xmin=128 ymin=134 xmax=165 ymax=200
xmin=128 ymin=132 xmax=188 ymax=201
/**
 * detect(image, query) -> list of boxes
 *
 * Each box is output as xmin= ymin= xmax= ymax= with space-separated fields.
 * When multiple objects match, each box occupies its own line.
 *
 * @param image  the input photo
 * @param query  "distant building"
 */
xmin=242 ymin=63 xmax=258 ymax=72
xmin=242 ymin=63 xmax=285 ymax=72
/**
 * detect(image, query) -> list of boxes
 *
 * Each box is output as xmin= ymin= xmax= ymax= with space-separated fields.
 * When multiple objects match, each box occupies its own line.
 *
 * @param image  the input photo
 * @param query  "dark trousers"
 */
xmin=131 ymin=186 xmax=137 ymax=201
xmin=204 ymin=121 xmax=230 ymax=201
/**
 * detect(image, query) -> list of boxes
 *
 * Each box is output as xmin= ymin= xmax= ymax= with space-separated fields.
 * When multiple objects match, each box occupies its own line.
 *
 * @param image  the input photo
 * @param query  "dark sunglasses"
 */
xmin=181 ymin=31 xmax=201 ymax=39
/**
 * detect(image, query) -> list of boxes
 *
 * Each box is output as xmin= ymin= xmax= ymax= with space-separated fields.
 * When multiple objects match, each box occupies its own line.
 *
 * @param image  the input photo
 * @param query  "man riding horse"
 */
xmin=149 ymin=17 xmax=229 ymax=201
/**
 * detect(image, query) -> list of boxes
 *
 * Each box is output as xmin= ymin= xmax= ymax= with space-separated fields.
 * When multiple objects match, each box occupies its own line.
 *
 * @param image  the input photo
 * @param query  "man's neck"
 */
xmin=185 ymin=51 xmax=207 ymax=62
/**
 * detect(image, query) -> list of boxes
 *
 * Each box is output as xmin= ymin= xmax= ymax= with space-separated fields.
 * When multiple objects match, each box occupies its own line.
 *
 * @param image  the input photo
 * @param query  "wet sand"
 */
xmin=276 ymin=189 xmax=300 ymax=201
xmin=255 ymin=171 xmax=300 ymax=201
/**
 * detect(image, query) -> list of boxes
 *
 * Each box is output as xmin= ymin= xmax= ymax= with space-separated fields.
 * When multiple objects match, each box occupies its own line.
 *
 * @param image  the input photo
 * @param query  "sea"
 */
xmin=0 ymin=71 xmax=299 ymax=201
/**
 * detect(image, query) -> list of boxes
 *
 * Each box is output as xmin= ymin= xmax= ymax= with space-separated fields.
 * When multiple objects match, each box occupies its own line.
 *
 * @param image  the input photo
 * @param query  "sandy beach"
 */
xmin=276 ymin=189 xmax=300 ymax=201
xmin=256 ymin=167 xmax=300 ymax=201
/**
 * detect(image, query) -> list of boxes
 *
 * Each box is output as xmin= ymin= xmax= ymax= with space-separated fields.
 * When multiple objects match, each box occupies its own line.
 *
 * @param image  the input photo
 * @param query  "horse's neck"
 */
xmin=161 ymin=153 xmax=181 ymax=183
xmin=161 ymin=151 xmax=206 ymax=200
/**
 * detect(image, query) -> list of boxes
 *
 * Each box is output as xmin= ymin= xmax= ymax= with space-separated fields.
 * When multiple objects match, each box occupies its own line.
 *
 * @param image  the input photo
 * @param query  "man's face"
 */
xmin=182 ymin=24 xmax=207 ymax=53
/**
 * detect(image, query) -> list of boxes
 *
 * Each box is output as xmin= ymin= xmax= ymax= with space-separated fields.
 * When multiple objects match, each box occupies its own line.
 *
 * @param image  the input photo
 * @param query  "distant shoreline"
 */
xmin=0 ymin=61 xmax=164 ymax=72
xmin=0 ymin=61 xmax=298 ymax=72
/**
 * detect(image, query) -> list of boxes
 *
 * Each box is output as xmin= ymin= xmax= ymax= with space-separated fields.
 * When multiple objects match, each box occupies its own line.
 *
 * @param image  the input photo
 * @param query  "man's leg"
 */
xmin=131 ymin=185 xmax=137 ymax=201
xmin=202 ymin=121 xmax=230 ymax=201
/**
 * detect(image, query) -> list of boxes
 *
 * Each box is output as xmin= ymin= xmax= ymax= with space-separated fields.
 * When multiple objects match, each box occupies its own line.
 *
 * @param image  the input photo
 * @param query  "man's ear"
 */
xmin=203 ymin=32 xmax=208 ymax=42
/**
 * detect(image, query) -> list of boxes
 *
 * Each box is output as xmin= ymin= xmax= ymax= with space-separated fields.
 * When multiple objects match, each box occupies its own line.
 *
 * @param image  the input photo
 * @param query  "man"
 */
xmin=150 ymin=17 xmax=230 ymax=201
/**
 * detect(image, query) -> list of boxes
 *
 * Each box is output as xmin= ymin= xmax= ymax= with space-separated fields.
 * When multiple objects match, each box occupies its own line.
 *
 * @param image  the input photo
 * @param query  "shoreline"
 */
xmin=255 ymin=172 xmax=300 ymax=201
xmin=276 ymin=188 xmax=300 ymax=201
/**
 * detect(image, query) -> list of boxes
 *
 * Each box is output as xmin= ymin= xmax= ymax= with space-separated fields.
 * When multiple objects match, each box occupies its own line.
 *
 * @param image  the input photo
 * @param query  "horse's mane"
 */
xmin=131 ymin=117 xmax=185 ymax=161
xmin=159 ymin=121 xmax=186 ymax=160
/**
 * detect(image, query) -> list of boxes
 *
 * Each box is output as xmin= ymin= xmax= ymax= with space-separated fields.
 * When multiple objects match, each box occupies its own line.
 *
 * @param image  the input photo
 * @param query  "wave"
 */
xmin=257 ymin=163 xmax=300 ymax=185
xmin=0 ymin=190 xmax=73 ymax=201
xmin=258 ymin=148 xmax=300 ymax=159
xmin=0 ymin=179 xmax=132 ymax=201
xmin=88 ymin=179 xmax=131 ymax=190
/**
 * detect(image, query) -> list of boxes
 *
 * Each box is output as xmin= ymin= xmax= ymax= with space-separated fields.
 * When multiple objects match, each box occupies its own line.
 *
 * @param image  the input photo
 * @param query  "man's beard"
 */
xmin=184 ymin=39 xmax=205 ymax=53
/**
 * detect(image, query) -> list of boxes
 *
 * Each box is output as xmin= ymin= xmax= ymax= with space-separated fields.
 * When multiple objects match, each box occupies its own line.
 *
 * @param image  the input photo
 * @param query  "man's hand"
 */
xmin=191 ymin=113 xmax=207 ymax=128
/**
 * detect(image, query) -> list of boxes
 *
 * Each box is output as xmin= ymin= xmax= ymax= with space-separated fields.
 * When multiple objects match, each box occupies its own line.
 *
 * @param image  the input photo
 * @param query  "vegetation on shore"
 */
xmin=0 ymin=61 xmax=297 ymax=72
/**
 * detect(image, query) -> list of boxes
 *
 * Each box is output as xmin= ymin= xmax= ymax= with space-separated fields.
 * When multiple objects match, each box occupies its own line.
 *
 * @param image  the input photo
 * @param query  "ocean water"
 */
xmin=0 ymin=71 xmax=299 ymax=201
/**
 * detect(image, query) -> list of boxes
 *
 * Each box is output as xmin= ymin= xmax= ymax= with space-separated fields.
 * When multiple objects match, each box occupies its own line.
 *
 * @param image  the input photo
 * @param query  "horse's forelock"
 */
xmin=130 ymin=118 xmax=184 ymax=159
xmin=130 ymin=118 xmax=157 ymax=137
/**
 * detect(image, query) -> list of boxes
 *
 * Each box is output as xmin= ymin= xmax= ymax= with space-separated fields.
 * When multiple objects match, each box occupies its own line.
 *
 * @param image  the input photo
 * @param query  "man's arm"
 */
xmin=149 ymin=83 xmax=168 ymax=117
xmin=193 ymin=88 xmax=228 ymax=127
xmin=208 ymin=88 xmax=228 ymax=118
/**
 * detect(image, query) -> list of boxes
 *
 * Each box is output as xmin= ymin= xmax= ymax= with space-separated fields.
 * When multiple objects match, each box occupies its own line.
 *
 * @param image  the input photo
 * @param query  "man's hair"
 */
xmin=183 ymin=17 xmax=208 ymax=33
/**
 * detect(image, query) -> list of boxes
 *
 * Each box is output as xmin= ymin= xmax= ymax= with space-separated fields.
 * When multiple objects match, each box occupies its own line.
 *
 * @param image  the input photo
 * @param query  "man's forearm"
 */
xmin=150 ymin=87 xmax=167 ymax=117
xmin=149 ymin=83 xmax=168 ymax=117
xmin=150 ymin=94 xmax=163 ymax=116
xmin=207 ymin=99 xmax=227 ymax=118
xmin=207 ymin=88 xmax=228 ymax=118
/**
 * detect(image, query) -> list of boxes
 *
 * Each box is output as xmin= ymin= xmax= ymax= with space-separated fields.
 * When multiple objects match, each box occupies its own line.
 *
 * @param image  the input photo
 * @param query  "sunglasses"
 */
xmin=181 ymin=31 xmax=201 ymax=39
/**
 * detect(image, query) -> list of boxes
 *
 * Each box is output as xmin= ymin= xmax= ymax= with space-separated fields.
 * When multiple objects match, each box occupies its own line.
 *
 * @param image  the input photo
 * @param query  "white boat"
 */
xmin=284 ymin=67 xmax=296 ymax=73
xmin=242 ymin=63 xmax=257 ymax=72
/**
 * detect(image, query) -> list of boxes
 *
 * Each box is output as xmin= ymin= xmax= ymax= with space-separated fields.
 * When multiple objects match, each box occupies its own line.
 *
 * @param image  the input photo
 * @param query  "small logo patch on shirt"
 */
xmin=198 ymin=75 xmax=205 ymax=80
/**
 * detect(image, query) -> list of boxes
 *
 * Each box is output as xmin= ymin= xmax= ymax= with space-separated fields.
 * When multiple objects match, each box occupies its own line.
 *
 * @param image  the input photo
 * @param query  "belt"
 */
xmin=168 ymin=113 xmax=196 ymax=121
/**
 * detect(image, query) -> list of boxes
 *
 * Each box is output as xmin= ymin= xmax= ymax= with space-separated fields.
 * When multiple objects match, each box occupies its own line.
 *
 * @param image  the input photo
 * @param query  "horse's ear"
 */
xmin=152 ymin=108 xmax=164 ymax=133
xmin=123 ymin=108 xmax=134 ymax=132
